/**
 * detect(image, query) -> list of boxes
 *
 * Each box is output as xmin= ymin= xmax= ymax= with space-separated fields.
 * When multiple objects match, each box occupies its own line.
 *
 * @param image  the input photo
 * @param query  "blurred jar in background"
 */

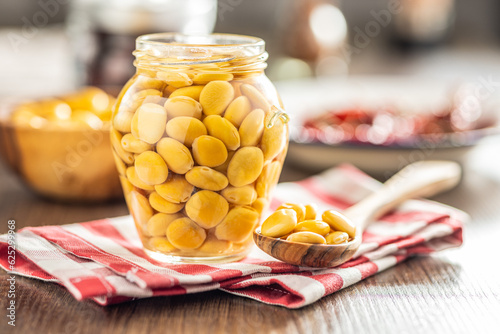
xmin=67 ymin=0 xmax=217 ymax=93
xmin=282 ymin=0 xmax=349 ymax=78
xmin=393 ymin=0 xmax=455 ymax=49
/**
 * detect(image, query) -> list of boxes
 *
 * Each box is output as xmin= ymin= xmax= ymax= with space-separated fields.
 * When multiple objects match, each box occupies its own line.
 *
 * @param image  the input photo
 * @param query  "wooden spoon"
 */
xmin=253 ymin=161 xmax=462 ymax=268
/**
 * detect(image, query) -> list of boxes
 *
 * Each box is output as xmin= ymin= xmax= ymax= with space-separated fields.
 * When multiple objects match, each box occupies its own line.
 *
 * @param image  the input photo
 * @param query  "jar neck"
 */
xmin=133 ymin=33 xmax=268 ymax=75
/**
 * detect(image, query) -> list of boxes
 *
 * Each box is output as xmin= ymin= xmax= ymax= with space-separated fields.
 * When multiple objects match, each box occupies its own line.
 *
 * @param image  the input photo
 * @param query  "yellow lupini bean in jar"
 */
xmin=128 ymin=89 xmax=163 ymax=111
xmin=215 ymin=206 xmax=260 ymax=242
xmin=134 ymin=151 xmax=169 ymax=185
xmin=239 ymin=108 xmax=265 ymax=147
xmin=146 ymin=213 xmax=184 ymax=237
xmin=276 ymin=203 xmax=306 ymax=222
xmin=197 ymin=235 xmax=232 ymax=255
xmin=149 ymin=237 xmax=177 ymax=252
xmin=286 ymin=232 xmax=326 ymax=244
xmin=261 ymin=111 xmax=287 ymax=162
xmin=256 ymin=161 xmax=281 ymax=198
xmin=224 ymin=96 xmax=252 ymax=127
xmin=260 ymin=209 xmax=297 ymax=238
xmin=111 ymin=129 xmax=135 ymax=164
xmin=322 ymin=210 xmax=356 ymax=238
xmin=166 ymin=217 xmax=206 ymax=250
xmin=213 ymin=150 xmax=235 ymax=174
xmin=293 ymin=220 xmax=331 ymax=236
xmin=121 ymin=133 xmax=153 ymax=154
xmin=156 ymin=138 xmax=194 ymax=174
xmin=157 ymin=72 xmax=193 ymax=88
xmin=185 ymin=190 xmax=229 ymax=229
xmin=192 ymin=135 xmax=228 ymax=167
xmin=134 ymin=76 xmax=165 ymax=91
xmin=199 ymin=81 xmax=234 ymax=116
xmin=169 ymin=85 xmax=205 ymax=101
xmin=203 ymin=115 xmax=240 ymax=151
xmin=221 ymin=185 xmax=257 ymax=205
xmin=252 ymin=197 xmax=269 ymax=215
xmin=155 ymin=174 xmax=194 ymax=203
xmin=227 ymin=147 xmax=264 ymax=187
xmin=325 ymin=231 xmax=349 ymax=245
xmin=165 ymin=116 xmax=207 ymax=148
xmin=113 ymin=152 xmax=127 ymax=176
xmin=149 ymin=192 xmax=184 ymax=214
xmin=131 ymin=103 xmax=167 ymax=144
xmin=112 ymin=110 xmax=134 ymax=133
xmin=126 ymin=166 xmax=155 ymax=191
xmin=129 ymin=190 xmax=153 ymax=227
xmin=240 ymin=84 xmax=270 ymax=112
xmin=193 ymin=73 xmax=234 ymax=85
xmin=185 ymin=166 xmax=228 ymax=191
xmin=164 ymin=96 xmax=202 ymax=119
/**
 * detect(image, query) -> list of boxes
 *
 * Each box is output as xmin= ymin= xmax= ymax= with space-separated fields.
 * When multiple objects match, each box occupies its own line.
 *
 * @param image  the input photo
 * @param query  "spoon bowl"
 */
xmin=253 ymin=160 xmax=462 ymax=267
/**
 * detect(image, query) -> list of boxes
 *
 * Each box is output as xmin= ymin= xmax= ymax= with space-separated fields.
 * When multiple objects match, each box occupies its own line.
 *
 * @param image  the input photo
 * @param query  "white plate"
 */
xmin=277 ymin=76 xmax=500 ymax=175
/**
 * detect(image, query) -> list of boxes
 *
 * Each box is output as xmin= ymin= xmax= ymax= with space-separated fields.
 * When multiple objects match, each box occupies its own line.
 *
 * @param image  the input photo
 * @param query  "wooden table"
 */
xmin=1 ymin=139 xmax=500 ymax=334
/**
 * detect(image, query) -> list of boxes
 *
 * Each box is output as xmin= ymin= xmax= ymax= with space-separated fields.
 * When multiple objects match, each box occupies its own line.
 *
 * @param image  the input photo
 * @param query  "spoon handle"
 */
xmin=344 ymin=161 xmax=462 ymax=236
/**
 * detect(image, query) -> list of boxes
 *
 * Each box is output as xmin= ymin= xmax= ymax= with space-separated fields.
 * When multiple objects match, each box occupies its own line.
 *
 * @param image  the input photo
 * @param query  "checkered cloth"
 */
xmin=0 ymin=165 xmax=465 ymax=308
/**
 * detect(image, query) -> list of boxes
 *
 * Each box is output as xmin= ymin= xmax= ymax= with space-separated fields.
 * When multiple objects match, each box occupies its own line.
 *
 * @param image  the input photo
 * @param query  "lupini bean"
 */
xmin=293 ymin=220 xmax=330 ymax=236
xmin=255 ymin=161 xmax=281 ymax=198
xmin=286 ymin=232 xmax=326 ymax=244
xmin=239 ymin=108 xmax=265 ymax=147
xmin=149 ymin=191 xmax=184 ymax=214
xmin=192 ymin=135 xmax=228 ymax=167
xmin=193 ymin=73 xmax=234 ymax=85
xmin=325 ymin=231 xmax=349 ymax=245
xmin=134 ymin=151 xmax=169 ymax=185
xmin=221 ymin=185 xmax=257 ymax=205
xmin=261 ymin=111 xmax=287 ymax=162
xmin=129 ymin=190 xmax=153 ymax=226
xmin=166 ymin=217 xmax=206 ymax=250
xmin=304 ymin=204 xmax=318 ymax=220
xmin=185 ymin=166 xmax=229 ymax=191
xmin=149 ymin=237 xmax=177 ymax=252
xmin=112 ymin=110 xmax=134 ymax=133
xmin=126 ymin=166 xmax=154 ymax=191
xmin=197 ymin=235 xmax=232 ymax=255
xmin=240 ymin=84 xmax=270 ymax=111
xmin=111 ymin=129 xmax=135 ymax=164
xmin=157 ymin=72 xmax=193 ymax=88
xmin=203 ymin=115 xmax=240 ymax=151
xmin=199 ymin=81 xmax=234 ymax=116
xmin=185 ymin=190 xmax=229 ymax=229
xmin=214 ymin=206 xmax=259 ymax=242
xmin=165 ymin=116 xmax=207 ymax=147
xmin=227 ymin=147 xmax=263 ymax=187
xmin=121 ymin=133 xmax=153 ymax=154
xmin=260 ymin=209 xmax=297 ymax=238
xmin=146 ymin=213 xmax=184 ymax=237
xmin=322 ymin=210 xmax=356 ymax=238
xmin=276 ymin=203 xmax=306 ymax=222
xmin=224 ymin=96 xmax=252 ymax=127
xmin=156 ymin=137 xmax=194 ymax=174
xmin=169 ymin=85 xmax=205 ymax=101
xmin=155 ymin=174 xmax=194 ymax=203
xmin=164 ymin=96 xmax=202 ymax=119
xmin=131 ymin=103 xmax=167 ymax=144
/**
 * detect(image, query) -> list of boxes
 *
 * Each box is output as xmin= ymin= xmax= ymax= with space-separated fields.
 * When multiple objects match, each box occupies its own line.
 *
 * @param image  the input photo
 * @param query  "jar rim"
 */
xmin=135 ymin=33 xmax=266 ymax=64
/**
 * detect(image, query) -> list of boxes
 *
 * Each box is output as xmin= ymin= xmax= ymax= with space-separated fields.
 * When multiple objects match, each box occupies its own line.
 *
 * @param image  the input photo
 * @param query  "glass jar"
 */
xmin=111 ymin=33 xmax=289 ymax=263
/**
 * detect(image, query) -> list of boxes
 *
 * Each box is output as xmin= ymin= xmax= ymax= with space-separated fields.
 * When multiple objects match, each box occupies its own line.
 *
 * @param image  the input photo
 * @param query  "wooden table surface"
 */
xmin=1 ymin=139 xmax=500 ymax=334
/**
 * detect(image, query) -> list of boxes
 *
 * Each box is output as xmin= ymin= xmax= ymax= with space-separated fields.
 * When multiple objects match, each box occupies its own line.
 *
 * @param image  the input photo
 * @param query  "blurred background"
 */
xmin=0 ymin=0 xmax=499 ymax=187
xmin=1 ymin=0 xmax=500 ymax=95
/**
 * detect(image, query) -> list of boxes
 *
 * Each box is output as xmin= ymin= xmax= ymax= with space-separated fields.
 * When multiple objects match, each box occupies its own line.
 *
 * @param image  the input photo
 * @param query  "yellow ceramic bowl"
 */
xmin=0 ymin=100 xmax=122 ymax=202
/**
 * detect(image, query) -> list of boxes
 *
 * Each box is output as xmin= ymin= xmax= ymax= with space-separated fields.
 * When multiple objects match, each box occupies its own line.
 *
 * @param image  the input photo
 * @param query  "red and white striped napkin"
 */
xmin=0 ymin=165 xmax=465 ymax=308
